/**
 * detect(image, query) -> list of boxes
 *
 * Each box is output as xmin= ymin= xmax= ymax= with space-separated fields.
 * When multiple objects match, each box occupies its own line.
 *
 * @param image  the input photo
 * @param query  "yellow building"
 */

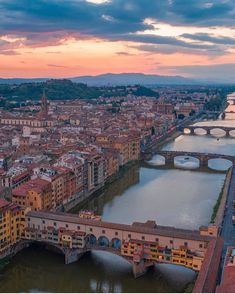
xmin=12 ymin=179 xmax=52 ymax=211
xmin=121 ymin=240 xmax=204 ymax=271
xmin=0 ymin=199 xmax=29 ymax=256
xmin=127 ymin=135 xmax=141 ymax=161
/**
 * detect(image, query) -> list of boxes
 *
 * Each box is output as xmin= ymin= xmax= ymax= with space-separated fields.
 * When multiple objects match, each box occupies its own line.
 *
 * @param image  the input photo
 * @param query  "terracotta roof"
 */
xmin=0 ymin=198 xmax=10 ymax=209
xmin=13 ymin=178 xmax=51 ymax=195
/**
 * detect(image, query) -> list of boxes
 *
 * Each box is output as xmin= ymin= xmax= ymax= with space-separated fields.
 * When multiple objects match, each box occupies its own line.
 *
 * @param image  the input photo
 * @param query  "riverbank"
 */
xmin=67 ymin=115 xmax=220 ymax=212
xmin=211 ymin=167 xmax=233 ymax=226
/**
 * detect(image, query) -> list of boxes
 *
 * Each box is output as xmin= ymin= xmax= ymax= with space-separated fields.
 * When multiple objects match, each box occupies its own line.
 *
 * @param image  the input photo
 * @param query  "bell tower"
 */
xmin=40 ymin=89 xmax=48 ymax=117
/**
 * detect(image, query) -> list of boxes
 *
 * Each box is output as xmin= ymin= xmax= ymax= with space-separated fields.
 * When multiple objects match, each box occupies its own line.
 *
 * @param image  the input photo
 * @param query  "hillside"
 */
xmin=71 ymin=73 xmax=197 ymax=86
xmin=0 ymin=73 xmax=198 ymax=86
xmin=0 ymin=79 xmax=159 ymax=101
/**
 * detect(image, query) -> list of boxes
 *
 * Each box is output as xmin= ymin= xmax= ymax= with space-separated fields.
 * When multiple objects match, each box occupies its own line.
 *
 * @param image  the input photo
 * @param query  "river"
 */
xmin=1 ymin=95 xmax=235 ymax=293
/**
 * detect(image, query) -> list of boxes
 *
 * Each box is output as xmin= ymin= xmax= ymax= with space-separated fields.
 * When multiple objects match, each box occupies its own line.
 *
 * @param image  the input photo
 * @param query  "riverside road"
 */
xmin=219 ymin=166 xmax=235 ymax=280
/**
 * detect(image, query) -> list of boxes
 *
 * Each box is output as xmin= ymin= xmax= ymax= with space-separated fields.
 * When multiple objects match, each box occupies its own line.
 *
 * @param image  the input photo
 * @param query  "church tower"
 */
xmin=40 ymin=89 xmax=48 ymax=117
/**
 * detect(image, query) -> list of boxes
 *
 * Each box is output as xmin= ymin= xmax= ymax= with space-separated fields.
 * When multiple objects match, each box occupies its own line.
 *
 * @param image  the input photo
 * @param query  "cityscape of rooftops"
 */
xmin=1 ymin=1 xmax=235 ymax=293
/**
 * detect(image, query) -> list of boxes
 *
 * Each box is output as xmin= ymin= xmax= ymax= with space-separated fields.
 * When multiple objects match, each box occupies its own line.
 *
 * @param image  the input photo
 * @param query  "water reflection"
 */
xmin=210 ymin=128 xmax=226 ymax=137
xmin=0 ymin=246 xmax=193 ymax=293
xmin=148 ymin=155 xmax=200 ymax=170
xmin=147 ymin=155 xmax=165 ymax=166
xmin=208 ymin=158 xmax=233 ymax=171
xmin=194 ymin=128 xmax=207 ymax=136
xmin=174 ymin=156 xmax=199 ymax=169
xmin=79 ymin=167 xmax=225 ymax=230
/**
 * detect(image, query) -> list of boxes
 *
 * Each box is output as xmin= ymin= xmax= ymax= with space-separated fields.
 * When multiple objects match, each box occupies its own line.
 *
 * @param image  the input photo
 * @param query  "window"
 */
xmin=115 ymin=232 xmax=118 ymax=236
xmin=199 ymin=244 xmax=203 ymax=248
xmin=77 ymin=226 xmax=80 ymax=230
xmin=155 ymin=238 xmax=159 ymax=242
xmin=28 ymin=218 xmax=30 ymax=222
xmin=142 ymin=236 xmax=145 ymax=240
xmin=102 ymin=230 xmax=105 ymax=234
xmin=170 ymin=240 xmax=173 ymax=244
xmin=184 ymin=242 xmax=188 ymax=246
xmin=128 ymin=234 xmax=131 ymax=238
xmin=42 ymin=220 xmax=45 ymax=224
xmin=66 ymin=224 xmax=68 ymax=228
xmin=54 ymin=222 xmax=57 ymax=227
xmin=90 ymin=228 xmax=93 ymax=232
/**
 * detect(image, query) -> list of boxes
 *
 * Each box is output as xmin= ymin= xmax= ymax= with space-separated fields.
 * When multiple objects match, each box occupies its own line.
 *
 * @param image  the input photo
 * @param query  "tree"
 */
xmin=189 ymin=109 xmax=196 ymax=116
xmin=151 ymin=127 xmax=155 ymax=136
xmin=178 ymin=113 xmax=185 ymax=120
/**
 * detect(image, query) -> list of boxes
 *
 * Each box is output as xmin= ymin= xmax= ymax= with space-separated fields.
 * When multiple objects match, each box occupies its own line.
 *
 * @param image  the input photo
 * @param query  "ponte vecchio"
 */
xmin=23 ymin=210 xmax=223 ymax=286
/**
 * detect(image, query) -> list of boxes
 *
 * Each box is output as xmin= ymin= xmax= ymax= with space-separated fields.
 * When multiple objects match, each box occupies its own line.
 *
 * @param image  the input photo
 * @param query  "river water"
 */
xmin=1 ymin=96 xmax=235 ymax=293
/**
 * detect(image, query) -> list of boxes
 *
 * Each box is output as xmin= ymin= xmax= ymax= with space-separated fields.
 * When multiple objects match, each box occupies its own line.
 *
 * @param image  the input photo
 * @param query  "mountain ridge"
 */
xmin=0 ymin=73 xmax=199 ymax=85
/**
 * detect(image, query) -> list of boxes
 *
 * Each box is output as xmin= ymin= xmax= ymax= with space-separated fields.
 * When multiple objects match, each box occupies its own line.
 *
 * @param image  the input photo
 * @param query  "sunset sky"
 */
xmin=1 ymin=0 xmax=235 ymax=81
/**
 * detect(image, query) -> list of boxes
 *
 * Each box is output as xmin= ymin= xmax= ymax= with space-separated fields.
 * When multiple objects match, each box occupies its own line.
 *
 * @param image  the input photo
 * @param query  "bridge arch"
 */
xmin=85 ymin=234 xmax=97 ymax=245
xmin=98 ymin=236 xmax=110 ymax=247
xmin=208 ymin=158 xmax=233 ymax=171
xmin=193 ymin=127 xmax=207 ymax=136
xmin=183 ymin=128 xmax=191 ymax=134
xmin=111 ymin=238 xmax=122 ymax=250
xmin=210 ymin=128 xmax=226 ymax=137
xmin=14 ymin=240 xmax=67 ymax=256
xmin=174 ymin=155 xmax=200 ymax=170
xmin=147 ymin=154 xmax=165 ymax=166
xmin=229 ymin=130 xmax=235 ymax=137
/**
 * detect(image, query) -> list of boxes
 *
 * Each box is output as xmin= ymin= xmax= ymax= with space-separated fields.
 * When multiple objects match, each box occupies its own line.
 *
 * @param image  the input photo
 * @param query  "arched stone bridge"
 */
xmin=182 ymin=125 xmax=235 ymax=137
xmin=23 ymin=210 xmax=221 ymax=278
xmin=155 ymin=150 xmax=235 ymax=167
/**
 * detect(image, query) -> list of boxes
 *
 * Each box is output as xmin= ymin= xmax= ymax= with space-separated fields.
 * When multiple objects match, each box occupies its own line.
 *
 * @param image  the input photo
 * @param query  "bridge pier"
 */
xmin=200 ymin=157 xmax=208 ymax=168
xmin=188 ymin=128 xmax=194 ymax=135
xmin=132 ymin=260 xmax=154 ymax=278
xmin=225 ymin=130 xmax=230 ymax=137
xmin=165 ymin=156 xmax=174 ymax=166
xmin=65 ymin=248 xmax=85 ymax=264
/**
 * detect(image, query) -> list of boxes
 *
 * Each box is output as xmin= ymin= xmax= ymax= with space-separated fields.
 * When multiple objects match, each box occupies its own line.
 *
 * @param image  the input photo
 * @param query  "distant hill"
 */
xmin=0 ymin=73 xmax=198 ymax=86
xmin=71 ymin=73 xmax=198 ymax=86
xmin=0 ymin=79 xmax=159 ymax=101
xmin=0 ymin=78 xmax=48 ymax=84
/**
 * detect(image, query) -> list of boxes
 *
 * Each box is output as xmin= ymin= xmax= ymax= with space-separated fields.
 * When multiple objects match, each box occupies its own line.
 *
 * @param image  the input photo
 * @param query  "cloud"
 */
xmin=0 ymin=0 xmax=152 ymax=35
xmin=0 ymin=39 xmax=21 ymax=55
xmin=0 ymin=0 xmax=235 ymax=57
xmin=115 ymin=51 xmax=134 ymax=56
xmin=181 ymin=33 xmax=235 ymax=45
xmin=160 ymin=0 xmax=235 ymax=26
xmin=47 ymin=64 xmax=68 ymax=68
xmin=0 ymin=50 xmax=20 ymax=55
xmin=131 ymin=43 xmax=227 ymax=56
xmin=116 ymin=33 xmax=222 ymax=49
xmin=46 ymin=51 xmax=61 ymax=54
